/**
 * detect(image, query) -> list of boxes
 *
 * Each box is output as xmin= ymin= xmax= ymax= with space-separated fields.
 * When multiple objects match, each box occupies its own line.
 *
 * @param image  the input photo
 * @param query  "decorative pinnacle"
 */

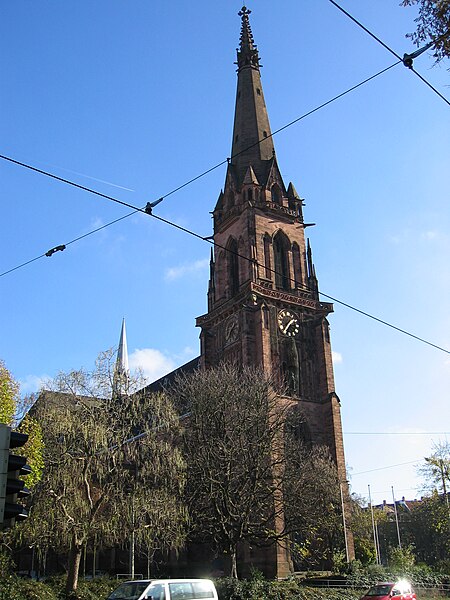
xmin=239 ymin=6 xmax=253 ymax=46
xmin=237 ymin=5 xmax=260 ymax=69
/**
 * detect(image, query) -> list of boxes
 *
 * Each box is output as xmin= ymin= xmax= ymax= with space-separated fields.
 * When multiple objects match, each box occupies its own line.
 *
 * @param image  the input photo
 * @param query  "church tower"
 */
xmin=196 ymin=6 xmax=354 ymax=575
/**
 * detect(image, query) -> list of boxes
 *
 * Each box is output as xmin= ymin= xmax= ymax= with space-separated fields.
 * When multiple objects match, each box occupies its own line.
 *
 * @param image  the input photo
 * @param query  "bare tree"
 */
xmin=171 ymin=363 xmax=344 ymax=577
xmin=283 ymin=437 xmax=343 ymax=570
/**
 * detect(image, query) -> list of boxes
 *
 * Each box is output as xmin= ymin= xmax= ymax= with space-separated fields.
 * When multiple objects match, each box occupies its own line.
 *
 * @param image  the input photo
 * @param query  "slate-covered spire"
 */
xmin=231 ymin=6 xmax=275 ymax=186
xmin=113 ymin=318 xmax=130 ymax=396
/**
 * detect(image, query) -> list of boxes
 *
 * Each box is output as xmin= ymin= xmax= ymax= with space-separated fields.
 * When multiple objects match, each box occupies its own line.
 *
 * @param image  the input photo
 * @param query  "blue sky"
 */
xmin=1 ymin=1 xmax=449 ymax=506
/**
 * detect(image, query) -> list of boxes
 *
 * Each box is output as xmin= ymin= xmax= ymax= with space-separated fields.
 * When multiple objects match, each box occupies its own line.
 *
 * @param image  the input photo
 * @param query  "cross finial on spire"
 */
xmin=238 ymin=6 xmax=251 ymax=18
xmin=237 ymin=5 xmax=260 ymax=70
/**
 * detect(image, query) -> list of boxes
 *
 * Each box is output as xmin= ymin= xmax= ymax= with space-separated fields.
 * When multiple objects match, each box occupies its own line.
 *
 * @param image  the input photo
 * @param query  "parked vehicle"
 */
xmin=359 ymin=580 xmax=416 ymax=600
xmin=107 ymin=578 xmax=218 ymax=600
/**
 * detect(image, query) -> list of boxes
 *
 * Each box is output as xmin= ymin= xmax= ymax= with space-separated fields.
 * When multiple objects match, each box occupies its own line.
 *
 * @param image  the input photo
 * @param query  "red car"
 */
xmin=360 ymin=581 xmax=416 ymax=600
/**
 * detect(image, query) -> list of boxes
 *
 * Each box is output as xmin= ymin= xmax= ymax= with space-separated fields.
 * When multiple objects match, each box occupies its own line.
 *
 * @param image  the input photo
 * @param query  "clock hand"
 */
xmin=284 ymin=318 xmax=295 ymax=333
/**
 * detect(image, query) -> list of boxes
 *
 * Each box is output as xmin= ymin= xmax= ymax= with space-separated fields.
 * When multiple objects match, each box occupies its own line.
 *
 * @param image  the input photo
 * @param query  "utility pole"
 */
xmin=368 ymin=484 xmax=379 ymax=564
xmin=391 ymin=486 xmax=402 ymax=549
xmin=340 ymin=481 xmax=350 ymax=563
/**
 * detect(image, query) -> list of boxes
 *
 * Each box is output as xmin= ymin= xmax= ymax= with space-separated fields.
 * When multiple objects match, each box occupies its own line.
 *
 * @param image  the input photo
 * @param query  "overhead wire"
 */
xmin=0 ymin=58 xmax=400 ymax=227
xmin=2 ymin=162 xmax=449 ymax=355
xmin=0 ymin=59 xmax=400 ymax=279
xmin=327 ymin=0 xmax=450 ymax=107
xmin=1 ymin=61 xmax=448 ymax=353
xmin=0 ymin=62 xmax=399 ymax=277
xmin=351 ymin=459 xmax=422 ymax=476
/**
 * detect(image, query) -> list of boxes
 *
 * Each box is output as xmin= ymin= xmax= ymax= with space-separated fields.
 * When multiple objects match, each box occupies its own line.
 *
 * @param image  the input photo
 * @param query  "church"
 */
xmin=124 ymin=5 xmax=355 ymax=577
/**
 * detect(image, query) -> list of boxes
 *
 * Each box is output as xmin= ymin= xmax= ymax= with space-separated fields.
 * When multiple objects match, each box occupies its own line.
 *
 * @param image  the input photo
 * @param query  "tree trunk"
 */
xmin=230 ymin=547 xmax=238 ymax=579
xmin=66 ymin=537 xmax=82 ymax=596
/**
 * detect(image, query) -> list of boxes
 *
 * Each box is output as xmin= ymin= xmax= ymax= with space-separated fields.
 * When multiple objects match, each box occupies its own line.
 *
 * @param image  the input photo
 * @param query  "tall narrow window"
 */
xmin=292 ymin=243 xmax=301 ymax=288
xmin=227 ymin=237 xmax=239 ymax=297
xmin=263 ymin=234 xmax=272 ymax=280
xmin=273 ymin=231 xmax=290 ymax=291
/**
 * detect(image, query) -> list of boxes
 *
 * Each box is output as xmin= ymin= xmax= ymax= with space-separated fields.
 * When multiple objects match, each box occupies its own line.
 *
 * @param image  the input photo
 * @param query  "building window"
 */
xmin=247 ymin=188 xmax=253 ymax=201
xmin=256 ymin=88 xmax=261 ymax=95
xmin=273 ymin=231 xmax=290 ymax=291
xmin=263 ymin=234 xmax=272 ymax=280
xmin=227 ymin=237 xmax=239 ymax=297
xmin=271 ymin=185 xmax=282 ymax=206
xmin=292 ymin=243 xmax=301 ymax=288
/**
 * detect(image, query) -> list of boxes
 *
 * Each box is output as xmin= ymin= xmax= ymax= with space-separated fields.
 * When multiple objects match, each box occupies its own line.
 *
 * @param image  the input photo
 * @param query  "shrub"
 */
xmin=0 ymin=576 xmax=57 ymax=600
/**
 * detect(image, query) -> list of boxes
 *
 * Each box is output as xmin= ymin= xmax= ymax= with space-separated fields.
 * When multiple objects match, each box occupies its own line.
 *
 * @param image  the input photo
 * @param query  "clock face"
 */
xmin=277 ymin=309 xmax=300 ymax=337
xmin=225 ymin=315 xmax=239 ymax=343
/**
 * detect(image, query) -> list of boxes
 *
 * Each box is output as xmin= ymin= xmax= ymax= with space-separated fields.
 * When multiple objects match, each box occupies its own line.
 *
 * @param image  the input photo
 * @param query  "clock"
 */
xmin=225 ymin=315 xmax=239 ymax=344
xmin=277 ymin=309 xmax=300 ymax=337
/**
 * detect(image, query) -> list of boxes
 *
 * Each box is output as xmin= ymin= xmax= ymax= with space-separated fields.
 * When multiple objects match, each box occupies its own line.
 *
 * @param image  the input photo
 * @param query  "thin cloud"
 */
xmin=165 ymin=258 xmax=209 ymax=282
xmin=129 ymin=348 xmax=176 ymax=382
xmin=19 ymin=374 xmax=49 ymax=395
xmin=421 ymin=230 xmax=439 ymax=241
xmin=332 ymin=351 xmax=343 ymax=364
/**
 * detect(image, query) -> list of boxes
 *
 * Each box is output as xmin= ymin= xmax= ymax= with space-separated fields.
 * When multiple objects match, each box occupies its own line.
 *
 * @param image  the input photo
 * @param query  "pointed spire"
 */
xmin=306 ymin=239 xmax=319 ymax=296
xmin=242 ymin=165 xmax=259 ymax=185
xmin=113 ymin=318 xmax=130 ymax=396
xmin=287 ymin=182 xmax=300 ymax=199
xmin=231 ymin=7 xmax=275 ymax=186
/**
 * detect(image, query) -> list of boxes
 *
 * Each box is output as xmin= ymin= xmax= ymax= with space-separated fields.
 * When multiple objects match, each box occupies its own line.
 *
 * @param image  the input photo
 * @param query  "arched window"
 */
xmin=247 ymin=188 xmax=253 ymax=202
xmin=273 ymin=231 xmax=290 ymax=291
xmin=263 ymin=234 xmax=272 ymax=280
xmin=227 ymin=237 xmax=239 ymax=297
xmin=271 ymin=185 xmax=282 ymax=206
xmin=292 ymin=243 xmax=302 ymax=288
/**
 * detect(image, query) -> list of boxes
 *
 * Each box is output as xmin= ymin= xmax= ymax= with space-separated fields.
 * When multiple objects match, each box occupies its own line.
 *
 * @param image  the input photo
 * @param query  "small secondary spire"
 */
xmin=113 ymin=318 xmax=130 ymax=396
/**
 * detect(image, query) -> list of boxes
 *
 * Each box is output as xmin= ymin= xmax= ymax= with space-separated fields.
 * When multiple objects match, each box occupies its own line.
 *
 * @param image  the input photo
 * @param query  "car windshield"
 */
xmin=366 ymin=584 xmax=392 ymax=596
xmin=108 ymin=581 xmax=150 ymax=600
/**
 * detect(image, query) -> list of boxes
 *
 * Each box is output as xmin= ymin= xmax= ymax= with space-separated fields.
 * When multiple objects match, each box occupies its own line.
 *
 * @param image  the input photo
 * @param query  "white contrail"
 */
xmin=46 ymin=163 xmax=135 ymax=192
xmin=16 ymin=153 xmax=135 ymax=192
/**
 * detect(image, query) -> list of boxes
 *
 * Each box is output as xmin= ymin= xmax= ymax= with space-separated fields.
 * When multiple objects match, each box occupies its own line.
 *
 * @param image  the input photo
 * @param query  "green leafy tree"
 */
xmin=23 ymin=350 xmax=187 ymax=596
xmin=0 ymin=360 xmax=18 ymax=424
xmin=348 ymin=496 xmax=387 ymax=565
xmin=401 ymin=1 xmax=450 ymax=63
xmin=388 ymin=544 xmax=416 ymax=570
xmin=418 ymin=441 xmax=450 ymax=499
xmin=406 ymin=492 xmax=450 ymax=565
xmin=0 ymin=361 xmax=44 ymax=489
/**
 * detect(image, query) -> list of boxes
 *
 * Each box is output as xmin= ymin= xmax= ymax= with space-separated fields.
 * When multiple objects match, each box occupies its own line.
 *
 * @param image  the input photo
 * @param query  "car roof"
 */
xmin=122 ymin=579 xmax=214 ymax=584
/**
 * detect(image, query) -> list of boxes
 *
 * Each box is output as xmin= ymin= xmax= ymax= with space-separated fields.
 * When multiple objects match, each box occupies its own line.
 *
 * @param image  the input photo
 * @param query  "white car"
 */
xmin=106 ymin=578 xmax=218 ymax=600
